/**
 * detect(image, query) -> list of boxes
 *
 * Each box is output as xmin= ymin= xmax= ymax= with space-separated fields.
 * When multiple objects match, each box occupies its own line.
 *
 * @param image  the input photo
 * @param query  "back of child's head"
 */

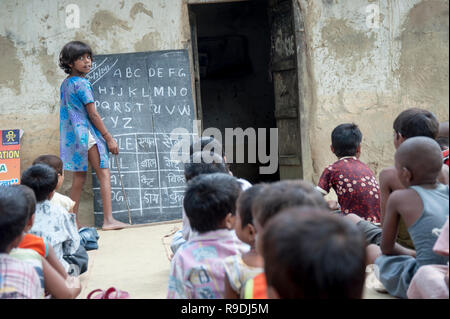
xmin=331 ymin=123 xmax=362 ymax=157
xmin=395 ymin=136 xmax=443 ymax=182
xmin=0 ymin=186 xmax=31 ymax=252
xmin=331 ymin=123 xmax=362 ymax=158
xmin=21 ymin=164 xmax=58 ymax=202
xmin=189 ymin=136 xmax=223 ymax=157
xmin=237 ymin=184 xmax=265 ymax=229
xmin=184 ymin=151 xmax=228 ymax=182
xmin=252 ymin=180 xmax=328 ymax=228
xmin=183 ymin=173 xmax=241 ymax=233
xmin=59 ymin=41 xmax=93 ymax=75
xmin=32 ymin=154 xmax=63 ymax=176
xmin=393 ymin=108 xmax=439 ymax=139
xmin=14 ymin=184 xmax=37 ymax=219
xmin=262 ymin=207 xmax=366 ymax=299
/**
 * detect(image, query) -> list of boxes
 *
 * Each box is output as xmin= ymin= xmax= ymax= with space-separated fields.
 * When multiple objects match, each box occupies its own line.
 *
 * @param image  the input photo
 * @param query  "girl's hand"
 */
xmin=104 ymin=134 xmax=119 ymax=154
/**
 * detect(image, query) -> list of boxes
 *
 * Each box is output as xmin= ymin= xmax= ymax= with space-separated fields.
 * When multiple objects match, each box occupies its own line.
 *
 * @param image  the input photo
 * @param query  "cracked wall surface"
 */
xmin=0 ymin=0 xmax=189 ymax=226
xmin=298 ymin=0 xmax=448 ymax=190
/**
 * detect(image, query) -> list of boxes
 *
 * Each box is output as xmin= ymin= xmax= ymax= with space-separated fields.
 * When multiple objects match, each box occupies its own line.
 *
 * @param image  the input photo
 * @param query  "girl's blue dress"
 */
xmin=60 ymin=76 xmax=109 ymax=171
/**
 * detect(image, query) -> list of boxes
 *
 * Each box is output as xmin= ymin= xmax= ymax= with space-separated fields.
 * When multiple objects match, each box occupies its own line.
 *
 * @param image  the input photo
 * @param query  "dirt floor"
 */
xmin=77 ymin=221 xmax=396 ymax=299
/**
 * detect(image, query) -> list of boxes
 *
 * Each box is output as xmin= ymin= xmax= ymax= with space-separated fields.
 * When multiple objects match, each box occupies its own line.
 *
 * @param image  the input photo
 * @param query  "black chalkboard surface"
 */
xmin=86 ymin=50 xmax=196 ymax=226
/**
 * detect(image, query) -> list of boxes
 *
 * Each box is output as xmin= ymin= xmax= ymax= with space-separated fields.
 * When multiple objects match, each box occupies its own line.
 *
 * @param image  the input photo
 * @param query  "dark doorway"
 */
xmin=189 ymin=0 xmax=280 ymax=184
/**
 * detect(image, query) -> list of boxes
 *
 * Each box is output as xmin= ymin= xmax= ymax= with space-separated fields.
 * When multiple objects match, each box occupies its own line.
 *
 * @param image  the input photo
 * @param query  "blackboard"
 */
xmin=86 ymin=50 xmax=196 ymax=226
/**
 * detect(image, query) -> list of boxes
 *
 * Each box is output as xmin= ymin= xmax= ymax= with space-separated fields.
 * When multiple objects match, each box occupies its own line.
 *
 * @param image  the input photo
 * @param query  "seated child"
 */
xmin=317 ymin=123 xmax=380 ymax=223
xmin=32 ymin=155 xmax=75 ymax=213
xmin=167 ymin=173 xmax=248 ymax=299
xmin=349 ymin=108 xmax=449 ymax=250
xmin=407 ymin=218 xmax=449 ymax=299
xmin=0 ymin=185 xmax=43 ymax=299
xmin=20 ymin=164 xmax=84 ymax=274
xmin=189 ymin=136 xmax=252 ymax=188
xmin=223 ymin=184 xmax=265 ymax=299
xmin=6 ymin=185 xmax=81 ymax=299
xmin=366 ymin=136 xmax=449 ymax=298
xmin=262 ymin=207 xmax=366 ymax=298
xmin=243 ymin=180 xmax=329 ymax=299
xmin=170 ymin=151 xmax=230 ymax=254
xmin=15 ymin=184 xmax=70 ymax=280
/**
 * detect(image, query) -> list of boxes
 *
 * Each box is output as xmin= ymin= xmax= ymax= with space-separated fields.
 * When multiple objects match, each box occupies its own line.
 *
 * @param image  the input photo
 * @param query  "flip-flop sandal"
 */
xmin=103 ymin=287 xmax=130 ymax=299
xmin=86 ymin=289 xmax=105 ymax=299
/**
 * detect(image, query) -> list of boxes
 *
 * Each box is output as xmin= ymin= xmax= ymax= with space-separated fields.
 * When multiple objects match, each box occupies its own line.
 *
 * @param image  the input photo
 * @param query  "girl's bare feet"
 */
xmin=102 ymin=219 xmax=129 ymax=231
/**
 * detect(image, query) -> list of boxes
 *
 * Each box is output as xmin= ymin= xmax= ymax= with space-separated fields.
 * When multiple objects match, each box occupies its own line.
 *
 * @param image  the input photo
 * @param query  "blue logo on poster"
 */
xmin=2 ymin=130 xmax=19 ymax=146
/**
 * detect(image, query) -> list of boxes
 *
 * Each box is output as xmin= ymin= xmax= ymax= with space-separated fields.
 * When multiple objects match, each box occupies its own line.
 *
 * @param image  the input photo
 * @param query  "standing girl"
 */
xmin=58 ymin=41 xmax=127 ymax=231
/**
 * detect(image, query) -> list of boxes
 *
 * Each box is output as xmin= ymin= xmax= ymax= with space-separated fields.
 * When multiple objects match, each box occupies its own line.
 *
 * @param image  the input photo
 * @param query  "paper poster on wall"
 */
xmin=0 ymin=129 xmax=21 ymax=186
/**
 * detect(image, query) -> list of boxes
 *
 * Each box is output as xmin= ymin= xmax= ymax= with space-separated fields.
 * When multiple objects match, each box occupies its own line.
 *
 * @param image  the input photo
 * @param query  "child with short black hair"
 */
xmin=16 ymin=184 xmax=69 ymax=281
xmin=348 ymin=108 xmax=448 ymax=250
xmin=366 ymin=136 xmax=449 ymax=298
xmin=21 ymin=164 xmax=84 ymax=274
xmin=7 ymin=185 xmax=82 ymax=299
xmin=33 ymin=154 xmax=75 ymax=213
xmin=167 ymin=173 xmax=248 ymax=299
xmin=243 ymin=180 xmax=329 ymax=299
xmin=0 ymin=185 xmax=81 ymax=299
xmin=223 ymin=184 xmax=265 ymax=299
xmin=0 ymin=185 xmax=44 ymax=298
xmin=262 ymin=207 xmax=366 ymax=299
xmin=170 ymin=151 xmax=230 ymax=254
xmin=317 ymin=123 xmax=381 ymax=223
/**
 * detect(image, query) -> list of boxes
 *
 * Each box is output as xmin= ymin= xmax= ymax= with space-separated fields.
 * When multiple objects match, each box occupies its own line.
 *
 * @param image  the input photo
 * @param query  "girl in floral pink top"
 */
xmin=167 ymin=173 xmax=248 ymax=299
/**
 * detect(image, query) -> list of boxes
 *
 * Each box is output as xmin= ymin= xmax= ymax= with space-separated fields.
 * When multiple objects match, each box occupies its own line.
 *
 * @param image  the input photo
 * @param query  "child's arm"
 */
xmin=381 ymin=191 xmax=416 ymax=257
xmin=85 ymin=102 xmax=119 ymax=154
xmin=46 ymin=245 xmax=69 ymax=279
xmin=224 ymin=274 xmax=239 ymax=299
xmin=379 ymin=167 xmax=395 ymax=226
xmin=42 ymin=257 xmax=81 ymax=299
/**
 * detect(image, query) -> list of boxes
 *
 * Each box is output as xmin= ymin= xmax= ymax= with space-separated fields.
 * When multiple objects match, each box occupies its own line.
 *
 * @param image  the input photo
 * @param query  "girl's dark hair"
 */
xmin=59 ymin=41 xmax=93 ymax=74
xmin=33 ymin=154 xmax=63 ymax=176
xmin=263 ymin=208 xmax=366 ymax=299
xmin=331 ymin=123 xmax=362 ymax=158
xmin=237 ymin=184 xmax=265 ymax=228
xmin=21 ymin=164 xmax=58 ymax=202
xmin=183 ymin=173 xmax=241 ymax=233
xmin=0 ymin=186 xmax=30 ymax=252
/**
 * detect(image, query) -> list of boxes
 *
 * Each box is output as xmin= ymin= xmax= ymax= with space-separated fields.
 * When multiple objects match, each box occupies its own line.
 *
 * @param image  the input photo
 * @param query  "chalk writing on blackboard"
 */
xmin=88 ymin=50 xmax=196 ymax=226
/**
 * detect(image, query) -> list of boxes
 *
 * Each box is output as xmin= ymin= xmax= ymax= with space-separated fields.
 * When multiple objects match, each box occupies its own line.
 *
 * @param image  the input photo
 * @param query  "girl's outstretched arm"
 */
xmin=85 ymin=102 xmax=119 ymax=154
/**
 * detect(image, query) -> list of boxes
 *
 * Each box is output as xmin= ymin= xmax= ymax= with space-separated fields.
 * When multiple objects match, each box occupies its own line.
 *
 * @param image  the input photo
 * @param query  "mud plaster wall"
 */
xmin=298 ymin=0 xmax=449 ymax=199
xmin=0 ymin=0 xmax=190 ymax=226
